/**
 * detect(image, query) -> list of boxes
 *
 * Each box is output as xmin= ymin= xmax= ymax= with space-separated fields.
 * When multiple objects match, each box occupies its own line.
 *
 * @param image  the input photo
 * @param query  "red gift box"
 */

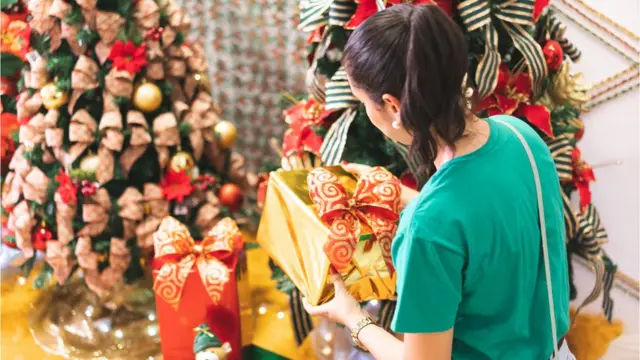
xmin=152 ymin=217 xmax=248 ymax=360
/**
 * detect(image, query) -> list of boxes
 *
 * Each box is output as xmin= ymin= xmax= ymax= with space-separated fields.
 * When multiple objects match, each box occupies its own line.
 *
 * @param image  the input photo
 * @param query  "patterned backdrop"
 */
xmin=176 ymin=0 xmax=307 ymax=171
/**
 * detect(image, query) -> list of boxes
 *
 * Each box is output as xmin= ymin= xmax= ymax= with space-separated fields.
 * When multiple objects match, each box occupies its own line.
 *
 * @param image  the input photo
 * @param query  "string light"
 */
xmin=323 ymin=332 xmax=333 ymax=342
xmin=276 ymin=311 xmax=285 ymax=319
xmin=258 ymin=305 xmax=267 ymax=315
xmin=17 ymin=277 xmax=26 ymax=285
xmin=114 ymin=330 xmax=124 ymax=339
xmin=321 ymin=346 xmax=332 ymax=356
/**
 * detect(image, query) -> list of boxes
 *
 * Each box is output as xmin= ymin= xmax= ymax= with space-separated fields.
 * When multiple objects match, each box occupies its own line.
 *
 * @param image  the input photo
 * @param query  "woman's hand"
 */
xmin=303 ymin=274 xmax=369 ymax=329
xmin=341 ymin=163 xmax=373 ymax=178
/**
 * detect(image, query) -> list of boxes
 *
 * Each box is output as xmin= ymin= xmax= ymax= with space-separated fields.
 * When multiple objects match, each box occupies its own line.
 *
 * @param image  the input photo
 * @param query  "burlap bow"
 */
xmin=72 ymin=55 xmax=100 ymax=91
xmin=153 ymin=216 xmax=243 ymax=310
xmin=307 ymin=167 xmax=401 ymax=274
xmin=117 ymin=187 xmax=145 ymax=240
xmin=153 ymin=112 xmax=180 ymax=169
xmin=60 ymin=22 xmax=86 ymax=56
xmin=27 ymin=0 xmax=56 ymax=34
xmin=166 ymin=45 xmax=187 ymax=77
xmin=54 ymin=190 xmax=76 ymax=244
xmin=68 ymin=109 xmax=97 ymax=163
xmin=19 ymin=113 xmax=46 ymax=147
xmin=163 ymin=2 xmax=191 ymax=33
xmin=134 ymin=0 xmax=160 ymax=30
xmin=8 ymin=200 xmax=35 ymax=258
xmin=21 ymin=167 xmax=50 ymax=204
xmin=8 ymin=147 xmax=30 ymax=178
xmin=78 ymin=187 xmax=111 ymax=237
xmin=105 ymin=68 xmax=134 ymax=98
xmin=185 ymin=43 xmax=208 ymax=73
xmin=76 ymin=0 xmax=97 ymax=28
xmin=24 ymin=55 xmax=49 ymax=89
xmin=195 ymin=191 xmax=222 ymax=234
xmin=178 ymin=92 xmax=219 ymax=161
xmin=82 ymin=237 xmax=130 ymax=296
xmin=457 ymin=0 xmax=547 ymax=98
xmin=49 ymin=0 xmax=71 ymax=20
xmin=46 ymin=241 xmax=73 ymax=284
xmin=96 ymin=10 xmax=125 ymax=45
xmin=120 ymin=111 xmax=151 ymax=174
xmin=135 ymin=183 xmax=170 ymax=248
xmin=2 ymin=172 xmax=22 ymax=209
xmin=17 ymin=91 xmax=42 ymax=120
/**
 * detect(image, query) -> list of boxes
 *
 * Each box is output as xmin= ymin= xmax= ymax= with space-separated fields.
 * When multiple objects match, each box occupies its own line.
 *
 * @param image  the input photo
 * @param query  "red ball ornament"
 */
xmin=33 ymin=223 xmax=53 ymax=251
xmin=543 ymin=40 xmax=564 ymax=71
xmin=218 ymin=183 xmax=244 ymax=212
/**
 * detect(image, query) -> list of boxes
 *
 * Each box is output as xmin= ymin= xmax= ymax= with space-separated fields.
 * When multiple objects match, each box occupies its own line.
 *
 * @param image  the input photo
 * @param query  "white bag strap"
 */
xmin=495 ymin=119 xmax=559 ymax=358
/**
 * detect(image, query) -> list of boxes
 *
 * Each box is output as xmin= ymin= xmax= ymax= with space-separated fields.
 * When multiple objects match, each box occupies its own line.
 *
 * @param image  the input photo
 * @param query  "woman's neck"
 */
xmin=433 ymin=116 xmax=490 ymax=170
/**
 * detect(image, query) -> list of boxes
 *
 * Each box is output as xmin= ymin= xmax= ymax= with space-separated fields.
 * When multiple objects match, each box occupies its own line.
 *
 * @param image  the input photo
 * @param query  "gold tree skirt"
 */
xmin=1 ymin=233 xmax=318 ymax=359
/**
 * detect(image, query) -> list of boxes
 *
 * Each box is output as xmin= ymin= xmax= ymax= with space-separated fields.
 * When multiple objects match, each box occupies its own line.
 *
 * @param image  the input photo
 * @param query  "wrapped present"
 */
xmin=152 ymin=216 xmax=252 ymax=360
xmin=257 ymin=166 xmax=400 ymax=306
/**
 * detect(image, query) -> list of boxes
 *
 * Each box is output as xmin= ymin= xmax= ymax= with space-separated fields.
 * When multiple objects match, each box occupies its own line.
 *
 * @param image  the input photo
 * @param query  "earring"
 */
xmin=392 ymin=119 xmax=401 ymax=129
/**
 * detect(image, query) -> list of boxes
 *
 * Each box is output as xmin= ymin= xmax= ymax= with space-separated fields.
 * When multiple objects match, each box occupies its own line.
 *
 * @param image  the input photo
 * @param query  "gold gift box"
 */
xmin=256 ymin=166 xmax=396 ymax=306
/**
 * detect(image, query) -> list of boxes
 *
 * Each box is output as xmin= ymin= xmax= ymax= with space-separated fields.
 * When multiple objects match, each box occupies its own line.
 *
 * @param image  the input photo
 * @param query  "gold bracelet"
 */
xmin=350 ymin=316 xmax=375 ymax=352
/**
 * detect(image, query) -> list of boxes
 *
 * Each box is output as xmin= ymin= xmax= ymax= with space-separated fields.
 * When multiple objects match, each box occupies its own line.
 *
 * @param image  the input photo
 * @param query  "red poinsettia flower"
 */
xmin=571 ymin=148 xmax=595 ymax=211
xmin=345 ymin=0 xmax=451 ymax=29
xmin=533 ymin=0 xmax=550 ymax=22
xmin=476 ymin=65 xmax=554 ymax=138
xmin=107 ymin=40 xmax=148 ymax=74
xmin=0 ymin=13 xmax=31 ymax=60
xmin=282 ymin=98 xmax=333 ymax=157
xmin=55 ymin=169 xmax=79 ymax=204
xmin=161 ymin=169 xmax=194 ymax=202
xmin=256 ymin=173 xmax=270 ymax=208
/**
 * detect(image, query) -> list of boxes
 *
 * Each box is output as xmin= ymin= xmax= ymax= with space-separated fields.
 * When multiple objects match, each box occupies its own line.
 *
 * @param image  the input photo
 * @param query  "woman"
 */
xmin=304 ymin=4 xmax=574 ymax=360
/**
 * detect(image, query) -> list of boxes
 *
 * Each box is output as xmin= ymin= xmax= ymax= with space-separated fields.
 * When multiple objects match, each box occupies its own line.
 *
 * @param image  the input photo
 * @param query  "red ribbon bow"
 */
xmin=153 ymin=217 xmax=243 ymax=310
xmin=307 ymin=167 xmax=401 ymax=275
xmin=477 ymin=64 xmax=554 ymax=138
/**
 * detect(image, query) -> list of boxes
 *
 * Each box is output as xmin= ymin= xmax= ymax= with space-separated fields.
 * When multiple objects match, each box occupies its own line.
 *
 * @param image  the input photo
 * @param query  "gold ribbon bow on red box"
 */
xmin=153 ymin=216 xmax=243 ymax=310
xmin=307 ymin=167 xmax=401 ymax=275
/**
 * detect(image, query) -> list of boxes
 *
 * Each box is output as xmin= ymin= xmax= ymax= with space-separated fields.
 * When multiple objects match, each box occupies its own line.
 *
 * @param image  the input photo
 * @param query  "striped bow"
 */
xmin=299 ymin=0 xmax=359 ymax=32
xmin=457 ymin=0 xmax=548 ymax=98
xmin=547 ymin=14 xmax=581 ymax=62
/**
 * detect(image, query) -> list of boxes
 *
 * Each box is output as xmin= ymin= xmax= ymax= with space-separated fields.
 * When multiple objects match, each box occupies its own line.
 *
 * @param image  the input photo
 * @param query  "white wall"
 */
xmin=553 ymin=0 xmax=640 ymax=357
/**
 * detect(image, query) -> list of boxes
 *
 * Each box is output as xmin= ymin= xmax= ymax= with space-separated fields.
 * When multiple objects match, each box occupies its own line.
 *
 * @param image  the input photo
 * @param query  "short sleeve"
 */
xmin=391 ymin=218 xmax=466 ymax=333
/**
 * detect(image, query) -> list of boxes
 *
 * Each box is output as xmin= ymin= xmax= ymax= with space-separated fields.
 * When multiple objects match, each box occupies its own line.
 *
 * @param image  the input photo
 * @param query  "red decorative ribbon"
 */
xmin=153 ymin=217 xmax=243 ymax=310
xmin=477 ymin=64 xmax=554 ymax=138
xmin=307 ymin=167 xmax=401 ymax=275
xmin=282 ymin=98 xmax=330 ymax=157
xmin=572 ymin=148 xmax=595 ymax=211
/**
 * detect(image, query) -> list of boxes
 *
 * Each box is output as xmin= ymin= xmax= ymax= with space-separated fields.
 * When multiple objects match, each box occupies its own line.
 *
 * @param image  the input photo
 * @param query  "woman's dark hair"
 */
xmin=343 ymin=4 xmax=469 ymax=170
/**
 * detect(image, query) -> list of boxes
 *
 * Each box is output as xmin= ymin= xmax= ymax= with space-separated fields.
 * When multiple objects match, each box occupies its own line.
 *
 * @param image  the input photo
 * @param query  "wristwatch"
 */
xmin=350 ymin=316 xmax=375 ymax=352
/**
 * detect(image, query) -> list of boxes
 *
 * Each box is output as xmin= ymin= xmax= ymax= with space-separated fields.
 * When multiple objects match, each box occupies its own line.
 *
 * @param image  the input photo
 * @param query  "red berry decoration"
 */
xmin=218 ymin=183 xmax=244 ymax=212
xmin=543 ymin=40 xmax=564 ymax=71
xmin=81 ymin=180 xmax=97 ymax=196
xmin=33 ymin=222 xmax=53 ymax=251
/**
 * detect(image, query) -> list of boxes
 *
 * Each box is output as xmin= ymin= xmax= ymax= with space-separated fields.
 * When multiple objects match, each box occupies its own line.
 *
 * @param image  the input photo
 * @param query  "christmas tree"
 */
xmin=274 ymin=0 xmax=617 ymax=350
xmin=1 ymin=0 xmax=255 ymax=294
xmin=1 ymin=0 xmax=29 ymax=176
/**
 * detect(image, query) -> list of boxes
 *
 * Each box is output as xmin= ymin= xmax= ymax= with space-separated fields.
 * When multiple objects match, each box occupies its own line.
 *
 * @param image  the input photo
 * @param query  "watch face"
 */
xmin=195 ymin=350 xmax=220 ymax=360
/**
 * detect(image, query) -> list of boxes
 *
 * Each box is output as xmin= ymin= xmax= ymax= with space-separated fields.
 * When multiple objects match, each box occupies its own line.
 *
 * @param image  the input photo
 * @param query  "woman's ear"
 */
xmin=381 ymin=94 xmax=401 ymax=114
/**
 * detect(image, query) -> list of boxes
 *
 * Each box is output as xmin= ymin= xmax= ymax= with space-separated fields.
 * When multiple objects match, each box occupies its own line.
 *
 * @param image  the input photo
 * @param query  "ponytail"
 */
xmin=344 ymin=4 xmax=469 ymax=171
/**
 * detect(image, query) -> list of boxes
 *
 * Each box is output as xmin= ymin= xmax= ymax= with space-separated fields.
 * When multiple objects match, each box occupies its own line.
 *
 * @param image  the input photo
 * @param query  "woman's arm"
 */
xmin=305 ymin=276 xmax=453 ymax=360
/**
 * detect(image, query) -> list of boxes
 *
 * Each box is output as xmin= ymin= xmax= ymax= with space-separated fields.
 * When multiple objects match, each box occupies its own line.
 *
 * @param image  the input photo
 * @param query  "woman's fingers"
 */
xmin=330 ymin=274 xmax=348 ymax=293
xmin=302 ymin=297 xmax=330 ymax=316
xmin=342 ymin=163 xmax=370 ymax=176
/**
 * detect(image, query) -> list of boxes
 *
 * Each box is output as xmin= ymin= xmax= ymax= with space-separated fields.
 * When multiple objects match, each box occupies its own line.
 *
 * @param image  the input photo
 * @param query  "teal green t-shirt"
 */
xmin=390 ymin=115 xmax=570 ymax=359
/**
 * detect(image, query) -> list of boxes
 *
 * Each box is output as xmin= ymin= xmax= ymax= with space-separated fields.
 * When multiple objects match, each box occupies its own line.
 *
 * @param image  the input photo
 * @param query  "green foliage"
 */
xmin=174 ymin=32 xmax=185 ymax=46
xmin=70 ymin=169 xmax=97 ymax=182
xmin=64 ymin=6 xmax=85 ymax=25
xmin=259 ymin=161 xmax=279 ymax=174
xmin=46 ymin=53 xmax=75 ymax=83
xmin=159 ymin=9 xmax=170 ymax=25
xmin=4 ymin=235 xmax=16 ymax=245
xmin=0 ymin=0 xmax=20 ymax=10
xmin=33 ymin=263 xmax=53 ymax=289
xmin=178 ymin=122 xmax=192 ymax=137
xmin=268 ymin=259 xmax=295 ymax=295
xmin=123 ymin=239 xmax=145 ymax=284
xmin=158 ymin=80 xmax=173 ymax=95
xmin=76 ymin=28 xmax=100 ymax=48
xmin=20 ymin=255 xmax=37 ymax=279
xmin=1 ymin=94 xmax=17 ymax=114
xmin=0 ymin=53 xmax=24 ymax=77
xmin=23 ymin=146 xmax=45 ymax=167
xmin=114 ymin=96 xmax=130 ymax=105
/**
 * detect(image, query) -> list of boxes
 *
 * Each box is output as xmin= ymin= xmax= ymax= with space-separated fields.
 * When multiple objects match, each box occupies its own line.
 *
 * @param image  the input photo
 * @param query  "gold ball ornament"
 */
xmin=40 ymin=82 xmax=69 ymax=110
xmin=133 ymin=82 xmax=163 ymax=112
xmin=169 ymin=151 xmax=195 ymax=173
xmin=79 ymin=153 xmax=100 ymax=174
xmin=214 ymin=121 xmax=237 ymax=149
